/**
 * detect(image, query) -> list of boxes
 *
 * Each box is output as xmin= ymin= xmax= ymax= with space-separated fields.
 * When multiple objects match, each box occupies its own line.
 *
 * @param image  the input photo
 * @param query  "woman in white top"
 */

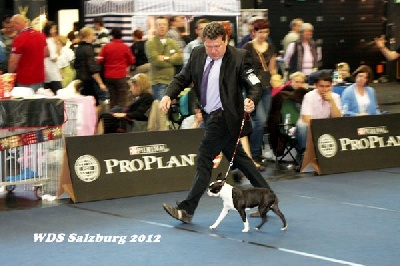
xmin=341 ymin=65 xmax=380 ymax=116
xmin=43 ymin=21 xmax=62 ymax=93
xmin=56 ymin=35 xmax=75 ymax=88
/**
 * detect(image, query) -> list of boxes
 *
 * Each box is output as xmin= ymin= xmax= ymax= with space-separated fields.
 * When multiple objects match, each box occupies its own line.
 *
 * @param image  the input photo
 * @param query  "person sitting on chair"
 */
xmin=97 ymin=73 xmax=154 ymax=134
xmin=341 ymin=65 xmax=380 ymax=117
xmin=295 ymin=71 xmax=342 ymax=161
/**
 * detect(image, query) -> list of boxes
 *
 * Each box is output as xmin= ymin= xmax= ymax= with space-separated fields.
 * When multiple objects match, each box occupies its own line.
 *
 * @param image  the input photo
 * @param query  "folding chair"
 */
xmin=276 ymin=99 xmax=301 ymax=165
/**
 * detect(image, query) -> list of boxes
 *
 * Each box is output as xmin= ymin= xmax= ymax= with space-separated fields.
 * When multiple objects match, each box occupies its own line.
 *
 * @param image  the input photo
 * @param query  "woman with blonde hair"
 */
xmin=97 ymin=73 xmax=154 ymax=134
xmin=74 ymin=27 xmax=106 ymax=106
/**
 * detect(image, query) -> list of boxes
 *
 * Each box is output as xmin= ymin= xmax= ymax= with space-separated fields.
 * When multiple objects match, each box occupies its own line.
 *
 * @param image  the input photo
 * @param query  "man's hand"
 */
xmin=160 ymin=96 xmax=171 ymax=113
xmin=374 ymin=36 xmax=386 ymax=49
xmin=99 ymin=83 xmax=107 ymax=91
xmin=244 ymin=98 xmax=255 ymax=113
xmin=320 ymin=91 xmax=334 ymax=102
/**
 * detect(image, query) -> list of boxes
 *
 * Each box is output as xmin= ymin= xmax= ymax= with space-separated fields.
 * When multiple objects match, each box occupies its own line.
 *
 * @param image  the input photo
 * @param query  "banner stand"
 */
xmin=57 ymin=148 xmax=77 ymax=203
xmin=301 ymin=125 xmax=321 ymax=175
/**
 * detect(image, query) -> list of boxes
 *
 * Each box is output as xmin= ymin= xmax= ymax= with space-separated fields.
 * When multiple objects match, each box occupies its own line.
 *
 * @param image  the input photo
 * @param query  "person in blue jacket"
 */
xmin=0 ymin=35 xmax=5 ymax=64
xmin=341 ymin=65 xmax=380 ymax=116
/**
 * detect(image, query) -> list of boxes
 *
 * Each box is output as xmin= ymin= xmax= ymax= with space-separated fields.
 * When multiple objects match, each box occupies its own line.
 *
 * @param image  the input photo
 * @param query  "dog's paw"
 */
xmin=209 ymin=225 xmax=217 ymax=230
xmin=281 ymin=225 xmax=288 ymax=231
xmin=254 ymin=227 xmax=260 ymax=231
xmin=242 ymin=228 xmax=249 ymax=233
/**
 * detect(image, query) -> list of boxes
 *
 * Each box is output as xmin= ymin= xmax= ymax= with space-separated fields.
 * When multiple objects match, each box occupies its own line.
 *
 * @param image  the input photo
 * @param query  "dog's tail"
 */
xmin=272 ymin=198 xmax=288 ymax=231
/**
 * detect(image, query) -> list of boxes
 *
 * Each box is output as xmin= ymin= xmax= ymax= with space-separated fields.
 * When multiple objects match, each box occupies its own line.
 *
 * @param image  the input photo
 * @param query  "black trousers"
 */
xmin=178 ymin=109 xmax=271 ymax=215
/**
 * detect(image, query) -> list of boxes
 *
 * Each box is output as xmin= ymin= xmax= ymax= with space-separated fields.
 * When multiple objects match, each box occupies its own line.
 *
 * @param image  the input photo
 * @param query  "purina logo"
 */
xmin=129 ymin=144 xmax=170 ymax=155
xmin=74 ymin=155 xmax=101 ymax=182
xmin=357 ymin=126 xmax=388 ymax=136
xmin=317 ymin=134 xmax=338 ymax=158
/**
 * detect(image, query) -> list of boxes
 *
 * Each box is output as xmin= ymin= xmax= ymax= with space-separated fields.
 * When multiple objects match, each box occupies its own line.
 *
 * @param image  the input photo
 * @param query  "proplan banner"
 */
xmin=62 ymin=129 xmax=231 ymax=203
xmin=311 ymin=113 xmax=400 ymax=175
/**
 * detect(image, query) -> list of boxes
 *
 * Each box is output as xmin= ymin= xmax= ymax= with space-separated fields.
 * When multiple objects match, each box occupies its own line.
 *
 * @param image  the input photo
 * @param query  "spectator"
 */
xmin=281 ymin=18 xmax=303 ymax=54
xmin=167 ymin=16 xmax=185 ymax=74
xmin=375 ymin=36 xmax=400 ymax=61
xmin=242 ymin=19 xmax=277 ymax=165
xmin=98 ymin=27 xmax=135 ymax=108
xmin=130 ymin=29 xmax=149 ymax=76
xmin=160 ymin=22 xmax=271 ymax=223
xmin=8 ymin=14 xmax=49 ymax=92
xmin=74 ymin=27 xmax=106 ymax=107
xmin=237 ymin=16 xmax=261 ymax=48
xmin=67 ymin=21 xmax=80 ymax=51
xmin=282 ymin=71 xmax=307 ymax=93
xmin=92 ymin=17 xmax=110 ymax=56
xmin=145 ymin=16 xmax=183 ymax=100
xmin=336 ymin=62 xmax=353 ymax=83
xmin=341 ymin=65 xmax=380 ymax=116
xmin=56 ymin=35 xmax=75 ymax=88
xmin=183 ymin=18 xmax=209 ymax=66
xmin=296 ymin=71 xmax=341 ymax=161
xmin=97 ymin=73 xmax=154 ymax=134
xmin=284 ymin=23 xmax=321 ymax=76
xmin=0 ymin=15 xmax=17 ymax=74
xmin=43 ymin=21 xmax=63 ymax=94
xmin=93 ymin=16 xmax=110 ymax=103
xmin=167 ymin=15 xmax=186 ymax=51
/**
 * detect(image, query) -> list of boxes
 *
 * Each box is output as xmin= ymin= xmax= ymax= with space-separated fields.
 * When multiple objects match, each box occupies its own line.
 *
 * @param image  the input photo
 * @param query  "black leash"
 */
xmin=221 ymin=112 xmax=251 ymax=182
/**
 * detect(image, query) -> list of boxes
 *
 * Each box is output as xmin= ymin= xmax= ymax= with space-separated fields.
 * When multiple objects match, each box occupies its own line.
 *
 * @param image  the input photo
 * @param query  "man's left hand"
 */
xmin=244 ymin=98 xmax=255 ymax=113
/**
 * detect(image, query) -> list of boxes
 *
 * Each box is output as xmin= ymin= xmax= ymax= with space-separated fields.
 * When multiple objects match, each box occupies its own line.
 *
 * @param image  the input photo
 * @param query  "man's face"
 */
xmin=155 ymin=18 xmax=168 ymax=38
xmin=293 ymin=22 xmax=303 ymax=33
xmin=93 ymin=23 xmax=101 ymax=31
xmin=204 ymin=36 xmax=227 ymax=60
xmin=2 ymin=20 xmax=13 ymax=33
xmin=302 ymin=29 xmax=313 ymax=41
xmin=316 ymin=80 xmax=332 ymax=97
xmin=173 ymin=16 xmax=184 ymax=28
xmin=196 ymin=23 xmax=208 ymax=39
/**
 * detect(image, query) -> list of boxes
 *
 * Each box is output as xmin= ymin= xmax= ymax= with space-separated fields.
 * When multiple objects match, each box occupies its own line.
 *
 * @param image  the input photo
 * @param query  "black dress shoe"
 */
xmin=163 ymin=203 xmax=193 ymax=223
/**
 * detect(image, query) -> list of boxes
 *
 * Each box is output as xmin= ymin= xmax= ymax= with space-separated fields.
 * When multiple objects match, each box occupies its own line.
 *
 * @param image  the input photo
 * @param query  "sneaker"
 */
xmin=163 ymin=203 xmax=193 ymax=224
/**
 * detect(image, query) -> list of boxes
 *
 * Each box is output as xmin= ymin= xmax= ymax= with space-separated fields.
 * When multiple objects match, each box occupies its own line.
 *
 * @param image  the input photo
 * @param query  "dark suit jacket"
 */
xmin=166 ymin=45 xmax=262 ymax=138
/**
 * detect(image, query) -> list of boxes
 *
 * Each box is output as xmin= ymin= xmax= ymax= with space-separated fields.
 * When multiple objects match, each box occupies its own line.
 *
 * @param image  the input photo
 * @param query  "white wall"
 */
xmin=58 ymin=9 xmax=79 ymax=36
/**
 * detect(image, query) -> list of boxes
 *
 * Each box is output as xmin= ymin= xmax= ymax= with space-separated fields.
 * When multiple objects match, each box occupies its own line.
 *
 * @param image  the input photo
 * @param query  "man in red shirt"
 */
xmin=97 ymin=27 xmax=135 ymax=108
xmin=8 ymin=14 xmax=49 ymax=92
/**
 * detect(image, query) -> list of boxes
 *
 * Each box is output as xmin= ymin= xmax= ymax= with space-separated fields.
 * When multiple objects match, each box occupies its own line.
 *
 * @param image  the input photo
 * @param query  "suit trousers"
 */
xmin=178 ymin=109 xmax=271 ymax=215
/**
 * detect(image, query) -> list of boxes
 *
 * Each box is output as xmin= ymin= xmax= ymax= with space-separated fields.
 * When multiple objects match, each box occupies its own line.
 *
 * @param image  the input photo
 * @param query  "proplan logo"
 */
xmin=129 ymin=144 xmax=170 ymax=155
xmin=74 ymin=155 xmax=101 ymax=182
xmin=317 ymin=134 xmax=338 ymax=158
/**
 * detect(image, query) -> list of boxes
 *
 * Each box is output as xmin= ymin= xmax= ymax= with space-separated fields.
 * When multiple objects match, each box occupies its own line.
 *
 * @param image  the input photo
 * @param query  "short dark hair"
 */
xmin=352 ymin=65 xmax=374 ymax=85
xmin=316 ymin=71 xmax=333 ymax=83
xmin=195 ymin=18 xmax=209 ymax=29
xmin=253 ymin=19 xmax=270 ymax=31
xmin=203 ymin=22 xmax=226 ymax=41
xmin=93 ymin=17 xmax=103 ymax=26
xmin=2 ymin=15 xmax=12 ymax=24
xmin=132 ymin=29 xmax=144 ymax=39
xmin=43 ymin=21 xmax=57 ymax=37
xmin=110 ymin=27 xmax=122 ymax=39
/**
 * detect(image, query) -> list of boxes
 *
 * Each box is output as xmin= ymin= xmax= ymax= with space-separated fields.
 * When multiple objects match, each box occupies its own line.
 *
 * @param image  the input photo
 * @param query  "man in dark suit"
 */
xmin=160 ymin=22 xmax=271 ymax=223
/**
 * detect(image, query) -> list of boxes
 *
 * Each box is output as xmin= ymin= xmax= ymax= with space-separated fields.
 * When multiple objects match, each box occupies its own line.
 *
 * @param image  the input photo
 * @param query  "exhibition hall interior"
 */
xmin=0 ymin=1 xmax=399 ymax=265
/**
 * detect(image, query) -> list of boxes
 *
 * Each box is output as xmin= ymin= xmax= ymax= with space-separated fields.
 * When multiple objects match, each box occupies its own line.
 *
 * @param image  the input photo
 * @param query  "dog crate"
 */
xmin=0 ymin=127 xmax=64 ymax=199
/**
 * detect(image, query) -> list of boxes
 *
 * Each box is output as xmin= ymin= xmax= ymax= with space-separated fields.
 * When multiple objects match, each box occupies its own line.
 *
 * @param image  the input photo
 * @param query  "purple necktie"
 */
xmin=200 ymin=60 xmax=214 ymax=108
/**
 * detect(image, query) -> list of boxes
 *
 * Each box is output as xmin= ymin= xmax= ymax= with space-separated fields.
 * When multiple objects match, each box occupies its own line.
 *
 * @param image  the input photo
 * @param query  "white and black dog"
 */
xmin=207 ymin=178 xmax=288 ymax=232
